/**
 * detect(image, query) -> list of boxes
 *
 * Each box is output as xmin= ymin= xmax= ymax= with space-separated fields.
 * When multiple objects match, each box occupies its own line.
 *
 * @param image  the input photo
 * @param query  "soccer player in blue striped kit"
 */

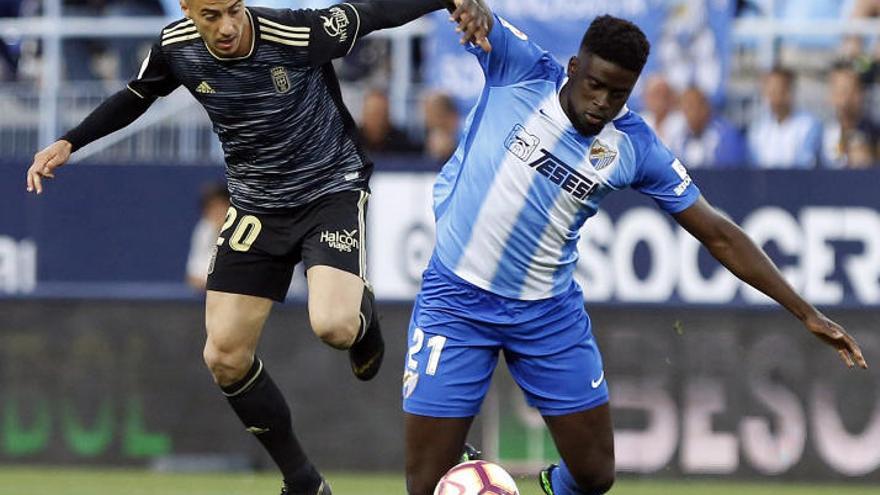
xmin=403 ymin=2 xmax=868 ymax=494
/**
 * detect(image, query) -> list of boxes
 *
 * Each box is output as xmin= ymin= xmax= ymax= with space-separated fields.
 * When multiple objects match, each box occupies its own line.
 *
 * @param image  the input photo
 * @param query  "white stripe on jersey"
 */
xmin=136 ymin=50 xmax=151 ymax=80
xmin=453 ymin=92 xmax=562 ymax=297
xmin=257 ymin=17 xmax=310 ymax=32
xmin=259 ymin=26 xmax=310 ymax=40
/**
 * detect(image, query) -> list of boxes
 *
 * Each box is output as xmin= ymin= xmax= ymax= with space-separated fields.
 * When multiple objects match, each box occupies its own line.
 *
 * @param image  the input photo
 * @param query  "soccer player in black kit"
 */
xmin=26 ymin=1 xmax=492 ymax=493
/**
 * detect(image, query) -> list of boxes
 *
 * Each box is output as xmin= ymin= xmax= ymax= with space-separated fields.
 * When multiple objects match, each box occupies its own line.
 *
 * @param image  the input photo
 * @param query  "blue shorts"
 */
xmin=402 ymin=257 xmax=608 ymax=417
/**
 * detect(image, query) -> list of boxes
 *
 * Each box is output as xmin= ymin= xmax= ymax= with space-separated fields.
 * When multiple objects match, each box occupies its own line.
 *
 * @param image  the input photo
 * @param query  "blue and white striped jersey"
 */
xmin=433 ymin=15 xmax=701 ymax=300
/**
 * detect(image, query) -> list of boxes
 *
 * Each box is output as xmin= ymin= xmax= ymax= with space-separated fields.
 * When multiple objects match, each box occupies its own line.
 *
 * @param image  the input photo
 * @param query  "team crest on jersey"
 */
xmin=270 ymin=67 xmax=291 ymax=94
xmin=321 ymin=6 xmax=350 ymax=43
xmin=505 ymin=124 xmax=540 ymax=162
xmin=589 ymin=139 xmax=617 ymax=170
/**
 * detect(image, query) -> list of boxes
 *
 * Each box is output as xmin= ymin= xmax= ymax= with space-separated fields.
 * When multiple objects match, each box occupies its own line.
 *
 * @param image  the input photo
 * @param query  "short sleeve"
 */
xmin=268 ymin=4 xmax=360 ymax=67
xmin=631 ymin=133 xmax=701 ymax=214
xmin=127 ymin=44 xmax=181 ymax=99
xmin=466 ymin=14 xmax=556 ymax=86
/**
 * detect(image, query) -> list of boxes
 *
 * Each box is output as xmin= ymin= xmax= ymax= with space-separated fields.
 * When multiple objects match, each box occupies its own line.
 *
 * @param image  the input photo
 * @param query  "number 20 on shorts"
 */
xmin=407 ymin=328 xmax=447 ymax=376
xmin=217 ymin=207 xmax=262 ymax=252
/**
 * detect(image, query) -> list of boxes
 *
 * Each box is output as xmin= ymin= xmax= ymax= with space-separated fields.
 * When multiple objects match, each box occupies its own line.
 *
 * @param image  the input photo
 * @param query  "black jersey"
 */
xmin=128 ymin=5 xmax=373 ymax=212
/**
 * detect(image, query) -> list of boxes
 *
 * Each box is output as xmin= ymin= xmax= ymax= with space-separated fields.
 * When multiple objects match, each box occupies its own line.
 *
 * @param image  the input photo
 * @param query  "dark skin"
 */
xmin=406 ymin=4 xmax=867 ymax=495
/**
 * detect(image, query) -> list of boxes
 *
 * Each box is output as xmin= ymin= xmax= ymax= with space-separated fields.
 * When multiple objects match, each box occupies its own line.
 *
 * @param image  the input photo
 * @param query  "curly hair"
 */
xmin=580 ymin=15 xmax=650 ymax=73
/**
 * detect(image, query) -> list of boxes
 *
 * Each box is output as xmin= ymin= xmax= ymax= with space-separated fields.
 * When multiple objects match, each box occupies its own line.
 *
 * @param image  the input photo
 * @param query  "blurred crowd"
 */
xmin=0 ymin=0 xmax=877 ymax=168
xmin=643 ymin=61 xmax=878 ymax=169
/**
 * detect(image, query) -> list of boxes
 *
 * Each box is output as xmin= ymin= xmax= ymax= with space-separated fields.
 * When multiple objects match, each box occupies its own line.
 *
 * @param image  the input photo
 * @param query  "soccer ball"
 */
xmin=433 ymin=460 xmax=520 ymax=495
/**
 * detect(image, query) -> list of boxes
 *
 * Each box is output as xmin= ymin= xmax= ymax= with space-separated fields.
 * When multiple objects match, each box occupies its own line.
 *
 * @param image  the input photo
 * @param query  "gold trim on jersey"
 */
xmin=257 ymin=16 xmax=311 ymax=47
xmin=163 ymin=25 xmax=197 ymax=39
xmin=126 ymin=84 xmax=146 ymax=99
xmin=342 ymin=3 xmax=360 ymax=56
xmin=162 ymin=32 xmax=201 ymax=46
xmin=259 ymin=25 xmax=309 ymax=40
xmin=357 ymin=190 xmax=368 ymax=281
xmin=257 ymin=16 xmax=310 ymax=33
xmin=163 ymin=19 xmax=195 ymax=37
xmin=260 ymin=34 xmax=309 ymax=47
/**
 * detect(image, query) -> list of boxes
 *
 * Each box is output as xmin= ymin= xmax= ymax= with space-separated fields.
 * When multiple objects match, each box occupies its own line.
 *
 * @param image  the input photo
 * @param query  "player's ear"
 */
xmin=567 ymin=56 xmax=579 ymax=79
xmin=179 ymin=0 xmax=190 ymax=18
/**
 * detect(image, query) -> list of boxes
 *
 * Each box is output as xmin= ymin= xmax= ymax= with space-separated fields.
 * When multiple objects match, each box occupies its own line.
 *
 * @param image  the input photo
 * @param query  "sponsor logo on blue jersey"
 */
xmin=505 ymin=124 xmax=540 ymax=162
xmin=527 ymin=149 xmax=598 ymax=201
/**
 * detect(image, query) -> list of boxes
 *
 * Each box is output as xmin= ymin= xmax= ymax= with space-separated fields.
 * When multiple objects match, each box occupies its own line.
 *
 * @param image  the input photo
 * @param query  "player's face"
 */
xmin=181 ymin=0 xmax=250 ymax=57
xmin=562 ymin=52 xmax=639 ymax=136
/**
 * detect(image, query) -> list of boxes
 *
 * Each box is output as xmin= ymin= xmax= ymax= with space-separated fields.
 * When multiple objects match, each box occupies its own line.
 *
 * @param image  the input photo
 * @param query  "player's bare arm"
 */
xmin=673 ymin=195 xmax=867 ymax=369
xmin=447 ymin=0 xmax=494 ymax=51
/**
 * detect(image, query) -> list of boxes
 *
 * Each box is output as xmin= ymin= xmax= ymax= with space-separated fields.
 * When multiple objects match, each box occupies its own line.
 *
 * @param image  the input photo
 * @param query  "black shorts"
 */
xmin=206 ymin=190 xmax=369 ymax=302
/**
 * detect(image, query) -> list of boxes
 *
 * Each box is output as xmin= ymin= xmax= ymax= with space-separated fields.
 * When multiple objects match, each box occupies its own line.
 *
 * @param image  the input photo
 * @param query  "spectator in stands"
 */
xmin=0 ymin=0 xmax=23 ymax=80
xmin=62 ymin=0 xmax=107 ymax=81
xmin=667 ymin=87 xmax=747 ymax=168
xmin=640 ymin=74 xmax=685 ymax=146
xmin=358 ymin=88 xmax=420 ymax=154
xmin=423 ymin=91 xmax=460 ymax=164
xmin=186 ymin=183 xmax=230 ymax=292
xmin=748 ymin=67 xmax=822 ymax=168
xmin=841 ymin=0 xmax=880 ymax=63
xmin=822 ymin=63 xmax=878 ymax=168
xmin=105 ymin=0 xmax=164 ymax=79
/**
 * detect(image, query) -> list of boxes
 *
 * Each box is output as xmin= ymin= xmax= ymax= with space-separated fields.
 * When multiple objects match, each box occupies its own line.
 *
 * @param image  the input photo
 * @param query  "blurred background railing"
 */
xmin=0 ymin=0 xmax=878 ymax=167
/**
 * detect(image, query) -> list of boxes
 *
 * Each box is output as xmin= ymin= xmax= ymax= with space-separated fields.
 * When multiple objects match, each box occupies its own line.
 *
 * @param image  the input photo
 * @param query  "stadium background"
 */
xmin=1 ymin=0 xmax=879 ymax=493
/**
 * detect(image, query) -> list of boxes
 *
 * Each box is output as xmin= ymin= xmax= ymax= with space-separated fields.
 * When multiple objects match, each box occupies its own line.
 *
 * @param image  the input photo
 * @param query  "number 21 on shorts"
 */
xmin=217 ymin=206 xmax=262 ymax=252
xmin=406 ymin=328 xmax=447 ymax=376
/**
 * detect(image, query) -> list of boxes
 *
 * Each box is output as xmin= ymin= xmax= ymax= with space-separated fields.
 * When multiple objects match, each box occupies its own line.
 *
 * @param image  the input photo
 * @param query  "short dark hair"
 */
xmin=580 ymin=15 xmax=650 ymax=73
xmin=766 ymin=66 xmax=795 ymax=85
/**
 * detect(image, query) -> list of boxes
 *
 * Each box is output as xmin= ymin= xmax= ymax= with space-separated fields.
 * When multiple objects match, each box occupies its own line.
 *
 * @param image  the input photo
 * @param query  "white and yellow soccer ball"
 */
xmin=433 ymin=460 xmax=520 ymax=495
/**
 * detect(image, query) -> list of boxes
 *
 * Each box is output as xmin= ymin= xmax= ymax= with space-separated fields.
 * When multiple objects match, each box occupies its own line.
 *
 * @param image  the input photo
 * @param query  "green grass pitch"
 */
xmin=0 ymin=467 xmax=877 ymax=495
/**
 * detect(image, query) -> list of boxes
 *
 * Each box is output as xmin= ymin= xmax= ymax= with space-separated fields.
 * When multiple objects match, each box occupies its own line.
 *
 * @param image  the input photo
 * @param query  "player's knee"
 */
xmin=203 ymin=342 xmax=252 ymax=386
xmin=310 ymin=311 xmax=359 ymax=349
xmin=571 ymin=463 xmax=615 ymax=494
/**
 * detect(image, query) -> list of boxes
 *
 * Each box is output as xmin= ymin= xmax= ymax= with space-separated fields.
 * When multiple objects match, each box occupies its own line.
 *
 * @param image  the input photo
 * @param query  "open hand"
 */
xmin=451 ymin=0 xmax=493 ymax=52
xmin=26 ymin=140 xmax=72 ymax=194
xmin=805 ymin=312 xmax=868 ymax=369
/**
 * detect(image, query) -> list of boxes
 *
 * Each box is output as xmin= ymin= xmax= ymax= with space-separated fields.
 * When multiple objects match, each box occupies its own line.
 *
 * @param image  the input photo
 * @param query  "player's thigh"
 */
xmin=207 ymin=205 xmax=298 ymax=303
xmin=405 ymin=413 xmax=474 ymax=495
xmin=543 ymin=404 xmax=615 ymax=486
xmin=205 ymin=290 xmax=273 ymax=355
xmin=300 ymin=190 xmax=369 ymax=283
xmin=402 ymin=314 xmax=499 ymax=418
xmin=305 ymin=264 xmax=364 ymax=334
xmin=504 ymin=307 xmax=607 ymax=416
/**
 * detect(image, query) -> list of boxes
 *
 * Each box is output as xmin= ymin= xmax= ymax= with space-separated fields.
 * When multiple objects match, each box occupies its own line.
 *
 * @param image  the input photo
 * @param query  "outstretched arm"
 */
xmin=673 ymin=196 xmax=867 ymax=369
xmin=350 ymin=0 xmax=447 ymax=36
xmin=26 ymin=88 xmax=154 ymax=194
xmin=352 ymin=0 xmax=493 ymax=48
xmin=301 ymin=0 xmax=492 ymax=65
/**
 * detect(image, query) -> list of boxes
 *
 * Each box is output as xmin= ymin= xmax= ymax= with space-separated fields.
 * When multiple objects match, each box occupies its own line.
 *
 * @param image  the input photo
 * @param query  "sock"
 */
xmin=551 ymin=461 xmax=587 ymax=495
xmin=354 ymin=285 xmax=376 ymax=344
xmin=221 ymin=358 xmax=321 ymax=491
